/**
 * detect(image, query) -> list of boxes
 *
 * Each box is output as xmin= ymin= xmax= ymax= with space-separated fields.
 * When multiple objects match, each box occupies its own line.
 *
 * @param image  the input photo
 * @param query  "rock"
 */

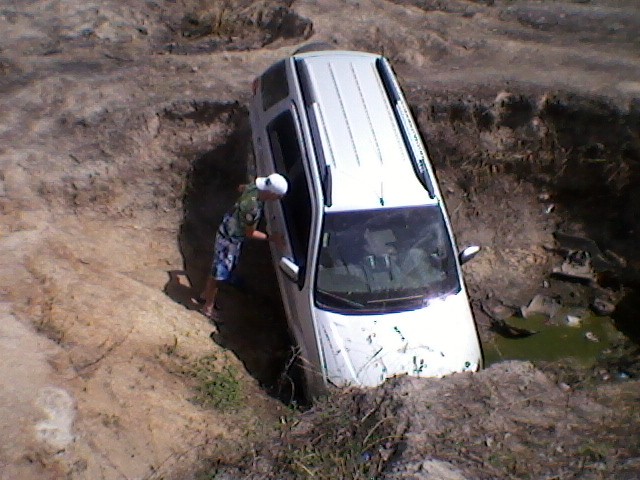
xmin=521 ymin=294 xmax=561 ymax=319
xmin=585 ymin=331 xmax=600 ymax=342
xmin=35 ymin=387 xmax=76 ymax=453
xmin=387 ymin=458 xmax=468 ymax=480
xmin=603 ymin=249 xmax=627 ymax=268
xmin=551 ymin=265 xmax=594 ymax=283
xmin=565 ymin=308 xmax=588 ymax=327
xmin=552 ymin=251 xmax=596 ymax=284
xmin=592 ymin=297 xmax=615 ymax=316
xmin=553 ymin=232 xmax=617 ymax=272
xmin=565 ymin=315 xmax=582 ymax=327
xmin=553 ymin=232 xmax=602 ymax=257
xmin=483 ymin=299 xmax=517 ymax=320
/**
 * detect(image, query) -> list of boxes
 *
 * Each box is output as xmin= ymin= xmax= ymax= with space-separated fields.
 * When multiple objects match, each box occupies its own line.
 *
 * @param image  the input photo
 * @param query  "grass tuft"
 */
xmin=272 ymin=392 xmax=403 ymax=479
xmin=186 ymin=354 xmax=244 ymax=411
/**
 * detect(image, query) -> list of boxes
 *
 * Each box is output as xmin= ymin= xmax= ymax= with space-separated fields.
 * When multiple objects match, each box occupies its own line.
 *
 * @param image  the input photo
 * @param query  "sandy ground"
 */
xmin=1 ymin=0 xmax=639 ymax=478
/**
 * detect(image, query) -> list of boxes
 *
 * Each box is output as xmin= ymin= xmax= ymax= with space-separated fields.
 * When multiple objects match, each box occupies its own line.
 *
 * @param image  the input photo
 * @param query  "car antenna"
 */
xmin=379 ymin=181 xmax=384 ymax=206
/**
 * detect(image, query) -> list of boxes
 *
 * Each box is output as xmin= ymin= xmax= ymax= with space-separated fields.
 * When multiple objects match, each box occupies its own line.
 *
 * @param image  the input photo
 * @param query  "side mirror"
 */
xmin=459 ymin=245 xmax=481 ymax=265
xmin=279 ymin=257 xmax=300 ymax=282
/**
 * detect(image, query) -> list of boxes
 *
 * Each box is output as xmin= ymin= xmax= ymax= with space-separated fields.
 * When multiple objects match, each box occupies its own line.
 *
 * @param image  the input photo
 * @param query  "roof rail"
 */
xmin=375 ymin=58 xmax=435 ymax=198
xmin=295 ymin=59 xmax=334 ymax=207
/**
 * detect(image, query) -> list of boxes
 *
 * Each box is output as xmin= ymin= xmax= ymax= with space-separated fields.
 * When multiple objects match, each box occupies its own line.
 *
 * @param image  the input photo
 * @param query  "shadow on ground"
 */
xmin=165 ymin=103 xmax=295 ymax=400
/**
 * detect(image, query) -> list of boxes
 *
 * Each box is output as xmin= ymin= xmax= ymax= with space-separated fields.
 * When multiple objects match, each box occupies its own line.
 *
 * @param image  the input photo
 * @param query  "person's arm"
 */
xmin=245 ymin=225 xmax=284 ymax=248
xmin=245 ymin=225 xmax=268 ymax=241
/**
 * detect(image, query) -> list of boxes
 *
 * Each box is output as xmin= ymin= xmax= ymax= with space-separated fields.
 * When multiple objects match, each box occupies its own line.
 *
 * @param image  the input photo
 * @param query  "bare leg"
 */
xmin=201 ymin=276 xmax=219 ymax=318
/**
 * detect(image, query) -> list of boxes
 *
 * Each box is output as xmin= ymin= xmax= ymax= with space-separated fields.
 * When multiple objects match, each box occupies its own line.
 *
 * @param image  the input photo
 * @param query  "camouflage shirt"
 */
xmin=217 ymin=183 xmax=263 ymax=240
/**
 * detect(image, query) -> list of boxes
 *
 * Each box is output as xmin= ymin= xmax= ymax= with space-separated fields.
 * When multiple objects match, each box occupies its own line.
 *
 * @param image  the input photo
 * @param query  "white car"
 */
xmin=249 ymin=49 xmax=483 ymax=398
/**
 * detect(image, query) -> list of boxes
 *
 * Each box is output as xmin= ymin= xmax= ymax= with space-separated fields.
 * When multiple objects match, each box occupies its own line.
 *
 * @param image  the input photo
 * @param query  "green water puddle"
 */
xmin=483 ymin=314 xmax=625 ymax=367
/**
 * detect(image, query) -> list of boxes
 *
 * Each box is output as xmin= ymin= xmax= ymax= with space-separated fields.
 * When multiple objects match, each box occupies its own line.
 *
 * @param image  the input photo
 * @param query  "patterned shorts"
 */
xmin=211 ymin=234 xmax=243 ymax=281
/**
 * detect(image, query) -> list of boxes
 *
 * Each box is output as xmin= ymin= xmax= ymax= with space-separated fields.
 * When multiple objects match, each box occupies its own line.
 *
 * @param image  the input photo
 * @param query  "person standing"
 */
xmin=197 ymin=173 xmax=288 ymax=321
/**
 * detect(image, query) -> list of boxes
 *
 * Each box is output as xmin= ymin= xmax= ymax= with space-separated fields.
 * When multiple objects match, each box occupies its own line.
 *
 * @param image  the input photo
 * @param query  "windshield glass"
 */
xmin=314 ymin=205 xmax=460 ymax=314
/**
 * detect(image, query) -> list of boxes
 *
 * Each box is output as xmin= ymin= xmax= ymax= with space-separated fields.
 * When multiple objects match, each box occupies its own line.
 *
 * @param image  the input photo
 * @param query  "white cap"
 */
xmin=256 ymin=173 xmax=288 ymax=196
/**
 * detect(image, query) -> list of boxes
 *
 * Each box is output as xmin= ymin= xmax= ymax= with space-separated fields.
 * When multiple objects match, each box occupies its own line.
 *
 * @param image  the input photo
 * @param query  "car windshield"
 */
xmin=314 ymin=205 xmax=460 ymax=314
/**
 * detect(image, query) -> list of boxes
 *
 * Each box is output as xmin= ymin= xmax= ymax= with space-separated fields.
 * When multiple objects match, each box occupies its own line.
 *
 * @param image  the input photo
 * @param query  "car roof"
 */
xmin=294 ymin=51 xmax=435 ymax=212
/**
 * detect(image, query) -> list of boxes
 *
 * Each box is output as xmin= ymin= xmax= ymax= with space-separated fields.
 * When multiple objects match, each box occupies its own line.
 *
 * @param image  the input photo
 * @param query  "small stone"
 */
xmin=538 ymin=192 xmax=551 ymax=201
xmin=553 ymin=255 xmax=596 ymax=283
xmin=487 ymin=302 xmax=515 ymax=320
xmin=592 ymin=297 xmax=615 ymax=316
xmin=585 ymin=331 xmax=599 ymax=342
xmin=566 ymin=315 xmax=582 ymax=327
xmin=521 ymin=294 xmax=560 ymax=319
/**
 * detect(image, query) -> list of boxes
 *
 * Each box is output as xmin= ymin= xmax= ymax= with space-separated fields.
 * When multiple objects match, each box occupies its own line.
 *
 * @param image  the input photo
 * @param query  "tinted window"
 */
xmin=315 ymin=205 xmax=460 ymax=314
xmin=261 ymin=60 xmax=289 ymax=111
xmin=266 ymin=111 xmax=313 ymax=287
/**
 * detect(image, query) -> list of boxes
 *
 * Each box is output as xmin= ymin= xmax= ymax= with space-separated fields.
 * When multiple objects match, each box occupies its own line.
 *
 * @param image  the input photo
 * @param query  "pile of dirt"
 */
xmin=217 ymin=361 xmax=640 ymax=479
xmin=173 ymin=0 xmax=313 ymax=54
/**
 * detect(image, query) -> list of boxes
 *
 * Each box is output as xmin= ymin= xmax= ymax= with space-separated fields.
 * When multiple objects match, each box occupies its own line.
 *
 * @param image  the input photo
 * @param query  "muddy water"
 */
xmin=483 ymin=314 xmax=624 ymax=366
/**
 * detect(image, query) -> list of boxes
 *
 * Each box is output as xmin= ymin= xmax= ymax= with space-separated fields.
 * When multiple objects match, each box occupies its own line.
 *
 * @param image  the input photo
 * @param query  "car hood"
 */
xmin=315 ymin=291 xmax=482 ymax=387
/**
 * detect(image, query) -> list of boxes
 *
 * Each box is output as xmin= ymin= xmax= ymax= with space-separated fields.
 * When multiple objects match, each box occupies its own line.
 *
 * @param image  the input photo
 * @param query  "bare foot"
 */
xmin=191 ymin=296 xmax=221 ymax=310
xmin=201 ymin=305 xmax=224 ymax=323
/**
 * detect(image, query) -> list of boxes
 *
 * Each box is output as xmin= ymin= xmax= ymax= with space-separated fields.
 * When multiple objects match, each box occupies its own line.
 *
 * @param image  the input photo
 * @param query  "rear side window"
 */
xmin=267 ymin=111 xmax=313 ymax=287
xmin=261 ymin=60 xmax=289 ymax=111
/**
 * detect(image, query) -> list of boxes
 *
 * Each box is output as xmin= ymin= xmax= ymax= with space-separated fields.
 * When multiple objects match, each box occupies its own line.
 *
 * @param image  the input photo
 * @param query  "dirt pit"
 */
xmin=173 ymin=88 xmax=640 ymax=398
xmin=170 ymin=100 xmax=297 ymax=401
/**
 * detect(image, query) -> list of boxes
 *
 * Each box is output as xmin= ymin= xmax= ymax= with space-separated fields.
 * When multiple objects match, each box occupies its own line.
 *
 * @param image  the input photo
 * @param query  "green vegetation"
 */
xmin=186 ymin=354 xmax=244 ymax=411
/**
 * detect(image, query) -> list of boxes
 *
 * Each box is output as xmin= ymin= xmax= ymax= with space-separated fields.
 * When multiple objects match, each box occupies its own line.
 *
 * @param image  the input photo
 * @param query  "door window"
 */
xmin=266 ymin=110 xmax=313 ymax=287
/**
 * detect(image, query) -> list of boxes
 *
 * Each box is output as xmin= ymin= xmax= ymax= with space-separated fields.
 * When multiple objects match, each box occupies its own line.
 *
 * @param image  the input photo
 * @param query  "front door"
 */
xmin=260 ymin=106 xmax=324 ymax=394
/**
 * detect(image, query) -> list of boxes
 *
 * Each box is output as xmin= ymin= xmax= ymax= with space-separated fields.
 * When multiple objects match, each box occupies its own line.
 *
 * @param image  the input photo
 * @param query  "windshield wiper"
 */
xmin=316 ymin=289 xmax=364 ymax=308
xmin=366 ymin=294 xmax=425 ymax=306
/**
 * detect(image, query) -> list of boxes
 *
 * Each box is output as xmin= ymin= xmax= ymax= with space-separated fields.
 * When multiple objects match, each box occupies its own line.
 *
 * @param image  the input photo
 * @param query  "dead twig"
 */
xmin=73 ymin=327 xmax=134 ymax=376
